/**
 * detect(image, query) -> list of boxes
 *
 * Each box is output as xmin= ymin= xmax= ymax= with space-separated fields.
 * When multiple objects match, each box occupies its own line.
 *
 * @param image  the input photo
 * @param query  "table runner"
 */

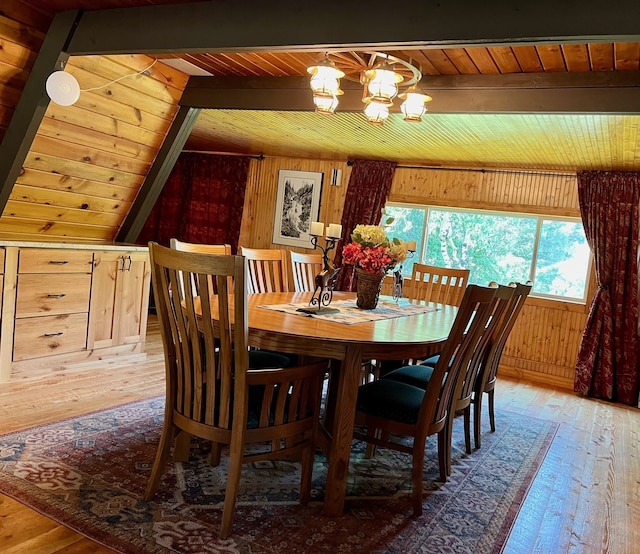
xmin=259 ymin=298 xmax=438 ymax=325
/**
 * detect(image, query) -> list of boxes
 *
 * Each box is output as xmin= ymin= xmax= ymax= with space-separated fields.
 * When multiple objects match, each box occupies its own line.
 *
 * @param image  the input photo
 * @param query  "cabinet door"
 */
xmin=88 ymin=251 xmax=150 ymax=350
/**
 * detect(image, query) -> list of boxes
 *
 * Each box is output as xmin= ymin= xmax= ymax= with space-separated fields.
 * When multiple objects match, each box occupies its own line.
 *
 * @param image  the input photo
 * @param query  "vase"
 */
xmin=355 ymin=268 xmax=385 ymax=309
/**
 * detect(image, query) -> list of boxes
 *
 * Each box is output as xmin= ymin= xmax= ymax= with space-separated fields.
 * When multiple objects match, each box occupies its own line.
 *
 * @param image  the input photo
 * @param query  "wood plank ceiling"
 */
xmin=12 ymin=0 xmax=640 ymax=173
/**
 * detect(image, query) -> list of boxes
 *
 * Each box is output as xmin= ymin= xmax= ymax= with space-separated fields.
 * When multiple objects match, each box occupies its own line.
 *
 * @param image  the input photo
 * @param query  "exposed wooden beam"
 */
xmin=117 ymin=106 xmax=202 ymax=243
xmin=65 ymin=0 xmax=640 ymax=56
xmin=180 ymin=72 xmax=640 ymax=114
xmin=0 ymin=10 xmax=81 ymax=215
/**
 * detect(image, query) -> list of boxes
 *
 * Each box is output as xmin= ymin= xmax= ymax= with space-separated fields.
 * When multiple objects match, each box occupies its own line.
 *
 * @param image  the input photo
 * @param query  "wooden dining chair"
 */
xmin=381 ymin=284 xmax=516 ymax=463
xmin=290 ymin=251 xmax=323 ymax=292
xmin=472 ymin=281 xmax=532 ymax=448
xmin=169 ymin=238 xmax=231 ymax=255
xmin=353 ymin=284 xmax=497 ymax=516
xmin=144 ymin=243 xmax=328 ymax=538
xmin=408 ymin=263 xmax=470 ymax=306
xmin=238 ymin=247 xmax=289 ymax=293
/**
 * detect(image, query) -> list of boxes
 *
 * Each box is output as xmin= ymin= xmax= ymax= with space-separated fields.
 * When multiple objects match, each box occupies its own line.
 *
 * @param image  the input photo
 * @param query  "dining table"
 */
xmin=238 ymin=290 xmax=458 ymax=517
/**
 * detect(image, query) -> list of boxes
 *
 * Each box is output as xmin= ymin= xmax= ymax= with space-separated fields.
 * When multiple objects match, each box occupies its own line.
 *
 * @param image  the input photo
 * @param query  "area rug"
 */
xmin=0 ymin=397 xmax=556 ymax=553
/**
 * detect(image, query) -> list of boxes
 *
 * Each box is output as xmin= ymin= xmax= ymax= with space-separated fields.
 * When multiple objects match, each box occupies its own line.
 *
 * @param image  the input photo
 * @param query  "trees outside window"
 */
xmin=385 ymin=204 xmax=590 ymax=302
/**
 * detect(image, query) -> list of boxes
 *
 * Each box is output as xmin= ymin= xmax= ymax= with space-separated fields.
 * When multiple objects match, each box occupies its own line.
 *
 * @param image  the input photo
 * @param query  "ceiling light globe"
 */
xmin=365 ymin=66 xmax=403 ymax=103
xmin=46 ymin=70 xmax=80 ymax=106
xmin=313 ymin=94 xmax=339 ymax=114
xmin=400 ymin=91 xmax=432 ymax=122
xmin=364 ymin=100 xmax=389 ymax=126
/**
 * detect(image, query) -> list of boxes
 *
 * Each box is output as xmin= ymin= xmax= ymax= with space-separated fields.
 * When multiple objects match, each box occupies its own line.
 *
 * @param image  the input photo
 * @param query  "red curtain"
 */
xmin=137 ymin=153 xmax=250 ymax=253
xmin=333 ymin=159 xmax=397 ymax=291
xmin=574 ymin=171 xmax=640 ymax=405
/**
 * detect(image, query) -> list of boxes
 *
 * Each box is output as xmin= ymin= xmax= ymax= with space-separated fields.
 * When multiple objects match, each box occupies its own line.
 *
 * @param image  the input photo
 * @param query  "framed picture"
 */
xmin=272 ymin=169 xmax=323 ymax=248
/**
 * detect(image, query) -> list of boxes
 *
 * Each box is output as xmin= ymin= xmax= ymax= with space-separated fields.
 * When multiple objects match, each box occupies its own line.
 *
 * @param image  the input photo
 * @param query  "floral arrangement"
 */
xmin=341 ymin=223 xmax=408 ymax=274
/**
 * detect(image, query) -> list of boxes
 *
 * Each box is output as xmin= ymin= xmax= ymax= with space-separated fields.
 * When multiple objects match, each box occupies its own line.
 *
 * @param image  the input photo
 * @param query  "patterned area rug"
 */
xmin=0 ymin=397 xmax=556 ymax=553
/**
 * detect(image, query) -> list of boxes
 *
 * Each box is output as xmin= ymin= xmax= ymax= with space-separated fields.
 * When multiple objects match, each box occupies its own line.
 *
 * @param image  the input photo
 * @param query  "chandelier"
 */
xmin=306 ymin=52 xmax=432 ymax=125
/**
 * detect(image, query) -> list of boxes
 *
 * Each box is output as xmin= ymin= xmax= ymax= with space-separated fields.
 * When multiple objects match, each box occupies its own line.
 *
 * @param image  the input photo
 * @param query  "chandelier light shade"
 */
xmin=364 ymin=63 xmax=404 ymax=104
xmin=313 ymin=94 xmax=340 ymax=115
xmin=45 ymin=70 xmax=80 ymax=106
xmin=306 ymin=52 xmax=430 ymax=126
xmin=363 ymin=100 xmax=390 ymax=126
xmin=399 ymin=86 xmax=433 ymax=123
xmin=307 ymin=58 xmax=345 ymax=98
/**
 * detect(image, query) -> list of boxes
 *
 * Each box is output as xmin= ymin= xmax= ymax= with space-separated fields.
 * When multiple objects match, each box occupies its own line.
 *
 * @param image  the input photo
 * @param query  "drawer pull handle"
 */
xmin=47 ymin=293 xmax=67 ymax=298
xmin=48 ymin=260 xmax=69 ymax=265
xmin=119 ymin=255 xmax=133 ymax=272
xmin=44 ymin=332 xmax=63 ymax=337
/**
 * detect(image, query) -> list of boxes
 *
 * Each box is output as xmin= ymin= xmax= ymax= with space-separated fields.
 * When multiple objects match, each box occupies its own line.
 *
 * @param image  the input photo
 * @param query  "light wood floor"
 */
xmin=0 ymin=317 xmax=637 ymax=553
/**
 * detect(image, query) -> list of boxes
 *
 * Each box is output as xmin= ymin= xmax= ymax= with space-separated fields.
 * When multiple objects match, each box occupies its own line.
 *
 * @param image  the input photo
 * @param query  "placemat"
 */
xmin=259 ymin=298 xmax=438 ymax=325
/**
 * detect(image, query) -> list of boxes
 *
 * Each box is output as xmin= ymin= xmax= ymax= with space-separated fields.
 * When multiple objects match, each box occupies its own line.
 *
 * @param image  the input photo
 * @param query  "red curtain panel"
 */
xmin=137 ymin=153 xmax=250 ymax=253
xmin=333 ymin=159 xmax=397 ymax=292
xmin=574 ymin=171 xmax=640 ymax=405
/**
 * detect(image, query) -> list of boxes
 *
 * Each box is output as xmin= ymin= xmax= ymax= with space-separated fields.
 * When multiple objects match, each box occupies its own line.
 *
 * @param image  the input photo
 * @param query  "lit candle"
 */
xmin=327 ymin=223 xmax=343 ymax=238
xmin=310 ymin=221 xmax=324 ymax=236
xmin=407 ymin=240 xmax=417 ymax=251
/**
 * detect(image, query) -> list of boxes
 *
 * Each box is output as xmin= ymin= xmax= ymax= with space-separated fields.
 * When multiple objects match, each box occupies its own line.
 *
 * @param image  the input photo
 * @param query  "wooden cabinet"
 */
xmin=0 ymin=243 xmax=150 ymax=381
xmin=88 ymin=250 xmax=150 ymax=351
xmin=13 ymin=248 xmax=93 ymax=362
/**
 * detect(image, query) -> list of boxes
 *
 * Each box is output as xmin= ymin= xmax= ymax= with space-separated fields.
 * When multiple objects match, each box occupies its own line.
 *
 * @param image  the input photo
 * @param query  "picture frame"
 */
xmin=272 ymin=169 xmax=323 ymax=248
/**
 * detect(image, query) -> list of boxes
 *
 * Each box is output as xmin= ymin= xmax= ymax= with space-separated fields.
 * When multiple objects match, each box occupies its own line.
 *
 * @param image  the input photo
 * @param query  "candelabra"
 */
xmin=392 ymin=247 xmax=415 ymax=303
xmin=297 ymin=223 xmax=342 ymax=314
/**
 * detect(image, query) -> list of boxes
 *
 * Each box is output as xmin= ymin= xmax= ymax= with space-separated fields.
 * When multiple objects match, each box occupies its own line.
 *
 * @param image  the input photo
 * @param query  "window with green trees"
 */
xmin=384 ymin=203 xmax=591 ymax=302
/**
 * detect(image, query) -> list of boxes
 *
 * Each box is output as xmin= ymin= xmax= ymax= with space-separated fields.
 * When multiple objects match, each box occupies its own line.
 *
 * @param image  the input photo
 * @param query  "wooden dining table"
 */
xmin=240 ymin=290 xmax=458 ymax=517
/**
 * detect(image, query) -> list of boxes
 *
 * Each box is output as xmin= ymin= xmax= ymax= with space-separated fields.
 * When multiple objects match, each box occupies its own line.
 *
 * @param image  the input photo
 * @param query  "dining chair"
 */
xmin=144 ymin=243 xmax=328 ymax=538
xmin=382 ymin=283 xmax=517 ymax=461
xmin=472 ymin=281 xmax=532 ymax=448
xmin=169 ymin=237 xmax=292 ymax=369
xmin=353 ymin=284 xmax=497 ymax=516
xmin=169 ymin=238 xmax=231 ymax=255
xmin=290 ymin=251 xmax=323 ymax=292
xmin=408 ymin=263 xmax=470 ymax=306
xmin=239 ymin=247 xmax=289 ymax=293
xmin=372 ymin=263 xmax=472 ymax=380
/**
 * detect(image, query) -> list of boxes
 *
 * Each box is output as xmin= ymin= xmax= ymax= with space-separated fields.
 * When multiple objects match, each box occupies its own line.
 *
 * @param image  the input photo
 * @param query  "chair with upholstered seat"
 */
xmin=144 ymin=243 xmax=328 ymax=538
xmin=290 ymin=251 xmax=323 ymax=292
xmin=353 ymin=284 xmax=497 ymax=516
xmin=239 ymin=247 xmax=289 ymax=293
xmin=382 ymin=283 xmax=516 ymax=463
xmin=472 ymin=281 xmax=532 ymax=447
xmin=409 ymin=263 xmax=470 ymax=306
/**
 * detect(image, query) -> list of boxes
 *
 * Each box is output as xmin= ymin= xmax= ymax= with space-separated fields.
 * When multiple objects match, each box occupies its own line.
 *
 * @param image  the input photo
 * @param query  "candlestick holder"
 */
xmin=392 ymin=249 xmax=415 ymax=303
xmin=296 ymin=234 xmax=341 ymax=314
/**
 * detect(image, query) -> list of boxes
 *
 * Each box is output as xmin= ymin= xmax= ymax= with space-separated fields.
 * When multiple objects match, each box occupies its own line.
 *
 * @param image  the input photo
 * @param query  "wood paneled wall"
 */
xmin=242 ymin=158 xmax=588 ymax=390
xmin=1 ymin=2 xmax=189 ymax=243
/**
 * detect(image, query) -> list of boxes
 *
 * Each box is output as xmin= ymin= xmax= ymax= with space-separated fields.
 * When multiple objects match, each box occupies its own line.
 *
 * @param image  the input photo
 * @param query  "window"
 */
xmin=384 ymin=203 xmax=591 ymax=302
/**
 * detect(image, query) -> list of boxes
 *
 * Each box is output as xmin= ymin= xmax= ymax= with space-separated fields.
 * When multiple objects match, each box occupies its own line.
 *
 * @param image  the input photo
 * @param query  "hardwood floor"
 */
xmin=0 ymin=316 xmax=637 ymax=553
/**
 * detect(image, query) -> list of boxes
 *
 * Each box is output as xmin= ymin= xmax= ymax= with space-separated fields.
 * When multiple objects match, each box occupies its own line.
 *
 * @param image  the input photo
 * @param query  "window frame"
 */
xmin=385 ymin=202 xmax=593 ymax=303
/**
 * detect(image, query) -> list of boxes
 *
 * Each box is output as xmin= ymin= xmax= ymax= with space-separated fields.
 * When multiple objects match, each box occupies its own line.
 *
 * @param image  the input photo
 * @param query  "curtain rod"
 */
xmin=393 ymin=163 xmax=576 ymax=178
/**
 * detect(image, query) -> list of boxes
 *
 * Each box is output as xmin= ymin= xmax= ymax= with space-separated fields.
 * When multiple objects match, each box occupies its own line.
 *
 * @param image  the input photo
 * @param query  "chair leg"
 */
xmin=210 ymin=442 xmax=222 ymax=466
xmin=411 ymin=443 xmax=425 ymax=516
xmin=220 ymin=431 xmax=246 ymax=539
xmin=436 ymin=429 xmax=448 ymax=483
xmin=299 ymin=444 xmax=314 ymax=504
xmin=463 ymin=406 xmax=472 ymax=454
xmin=144 ymin=423 xmax=176 ymax=501
xmin=487 ymin=390 xmax=496 ymax=432
xmin=174 ymin=430 xmax=192 ymax=462
xmin=473 ymin=394 xmax=483 ymax=449
xmin=445 ymin=411 xmax=455 ymax=476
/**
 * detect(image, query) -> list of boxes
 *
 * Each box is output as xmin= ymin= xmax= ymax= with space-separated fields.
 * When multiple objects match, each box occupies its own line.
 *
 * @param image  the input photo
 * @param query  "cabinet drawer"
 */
xmin=16 ymin=274 xmax=91 ymax=318
xmin=18 ymin=249 xmax=93 ymax=274
xmin=13 ymin=313 xmax=88 ymax=361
